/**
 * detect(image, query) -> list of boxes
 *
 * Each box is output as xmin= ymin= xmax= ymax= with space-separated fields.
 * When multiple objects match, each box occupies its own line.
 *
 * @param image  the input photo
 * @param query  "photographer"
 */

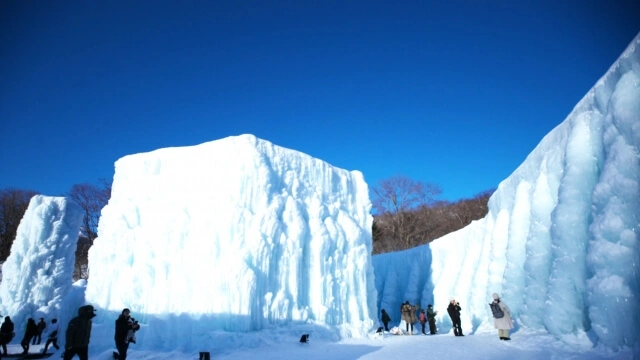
xmin=114 ymin=308 xmax=140 ymax=360
xmin=447 ymin=298 xmax=464 ymax=336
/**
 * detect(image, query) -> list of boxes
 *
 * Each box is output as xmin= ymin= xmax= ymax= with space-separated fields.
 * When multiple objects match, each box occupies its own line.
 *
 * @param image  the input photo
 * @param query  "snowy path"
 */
xmin=86 ymin=331 xmax=632 ymax=360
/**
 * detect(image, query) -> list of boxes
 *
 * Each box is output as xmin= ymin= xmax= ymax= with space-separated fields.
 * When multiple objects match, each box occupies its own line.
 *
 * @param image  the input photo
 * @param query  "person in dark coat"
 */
xmin=380 ymin=309 xmax=391 ymax=331
xmin=447 ymin=297 xmax=464 ymax=336
xmin=114 ymin=308 xmax=139 ymax=360
xmin=33 ymin=318 xmax=46 ymax=345
xmin=43 ymin=318 xmax=60 ymax=354
xmin=0 ymin=316 xmax=15 ymax=356
xmin=20 ymin=318 xmax=38 ymax=354
xmin=427 ymin=304 xmax=438 ymax=334
xmin=64 ymin=305 xmax=96 ymax=360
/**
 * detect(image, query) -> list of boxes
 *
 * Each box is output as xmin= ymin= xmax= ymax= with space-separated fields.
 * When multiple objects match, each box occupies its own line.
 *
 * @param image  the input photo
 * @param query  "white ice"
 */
xmin=0 ymin=195 xmax=85 ymax=338
xmin=0 ymin=32 xmax=637 ymax=360
xmin=375 ymin=32 xmax=640 ymax=353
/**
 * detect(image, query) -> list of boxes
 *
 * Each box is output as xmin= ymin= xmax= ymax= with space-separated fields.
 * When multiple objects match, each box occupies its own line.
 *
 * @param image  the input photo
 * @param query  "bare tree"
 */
xmin=67 ymin=179 xmax=111 ymax=280
xmin=371 ymin=176 xmax=442 ymax=250
xmin=67 ymin=181 xmax=111 ymax=244
xmin=0 ymin=188 xmax=39 ymax=260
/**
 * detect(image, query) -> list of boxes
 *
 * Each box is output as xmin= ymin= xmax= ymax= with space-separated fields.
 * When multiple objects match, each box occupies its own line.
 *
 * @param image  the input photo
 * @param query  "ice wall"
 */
xmin=0 ymin=195 xmax=84 ymax=336
xmin=374 ymin=33 xmax=640 ymax=350
xmin=85 ymin=134 xmax=375 ymax=349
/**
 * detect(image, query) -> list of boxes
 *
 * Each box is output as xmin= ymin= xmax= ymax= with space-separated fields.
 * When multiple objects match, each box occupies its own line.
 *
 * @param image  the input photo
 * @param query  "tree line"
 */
xmin=371 ymin=176 xmax=492 ymax=254
xmin=0 ymin=175 xmax=492 ymax=279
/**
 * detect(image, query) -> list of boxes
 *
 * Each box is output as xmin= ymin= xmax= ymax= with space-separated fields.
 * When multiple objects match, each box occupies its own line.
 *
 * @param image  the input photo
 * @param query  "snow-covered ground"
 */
xmin=5 ymin=329 xmax=629 ymax=359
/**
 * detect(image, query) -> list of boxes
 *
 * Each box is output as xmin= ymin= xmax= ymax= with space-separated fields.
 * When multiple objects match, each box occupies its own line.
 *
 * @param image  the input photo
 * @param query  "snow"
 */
xmin=0 ymin=33 xmax=638 ymax=360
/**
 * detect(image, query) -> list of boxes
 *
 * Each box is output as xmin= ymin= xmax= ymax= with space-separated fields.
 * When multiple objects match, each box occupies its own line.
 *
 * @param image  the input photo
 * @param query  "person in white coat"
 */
xmin=490 ymin=293 xmax=513 ymax=340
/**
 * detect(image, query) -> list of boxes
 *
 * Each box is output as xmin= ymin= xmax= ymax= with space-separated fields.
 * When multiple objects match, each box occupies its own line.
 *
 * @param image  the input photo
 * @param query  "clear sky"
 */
xmin=1 ymin=0 xmax=639 ymax=201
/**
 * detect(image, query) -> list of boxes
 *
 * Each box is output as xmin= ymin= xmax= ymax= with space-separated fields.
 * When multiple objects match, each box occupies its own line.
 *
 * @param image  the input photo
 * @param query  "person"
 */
xmin=419 ymin=309 xmax=427 ymax=335
xmin=43 ymin=318 xmax=60 ymax=354
xmin=400 ymin=301 xmax=417 ymax=335
xmin=490 ymin=293 xmax=514 ymax=340
xmin=64 ymin=304 xmax=96 ymax=360
xmin=114 ymin=308 xmax=140 ymax=360
xmin=33 ymin=318 xmax=46 ymax=345
xmin=447 ymin=297 xmax=464 ymax=336
xmin=380 ymin=309 xmax=391 ymax=331
xmin=427 ymin=304 xmax=438 ymax=334
xmin=20 ymin=318 xmax=37 ymax=354
xmin=0 ymin=316 xmax=15 ymax=356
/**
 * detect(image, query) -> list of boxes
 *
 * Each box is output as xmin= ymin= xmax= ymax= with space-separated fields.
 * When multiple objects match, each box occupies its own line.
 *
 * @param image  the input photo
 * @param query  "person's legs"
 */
xmin=383 ymin=322 xmax=389 ymax=331
xmin=63 ymin=347 xmax=77 ymax=360
xmin=53 ymin=339 xmax=59 ymax=350
xmin=77 ymin=346 xmax=88 ymax=360
xmin=44 ymin=339 xmax=51 ymax=353
xmin=2 ymin=343 xmax=7 ymax=355
xmin=116 ymin=342 xmax=129 ymax=360
xmin=421 ymin=322 xmax=426 ymax=334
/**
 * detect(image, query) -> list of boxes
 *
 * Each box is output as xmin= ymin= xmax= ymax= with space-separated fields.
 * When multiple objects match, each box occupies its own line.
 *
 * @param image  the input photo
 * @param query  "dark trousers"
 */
xmin=420 ymin=322 xmax=426 ymax=334
xmin=428 ymin=318 xmax=437 ymax=334
xmin=32 ymin=332 xmax=44 ymax=345
xmin=452 ymin=318 xmax=463 ymax=336
xmin=21 ymin=336 xmax=34 ymax=354
xmin=44 ymin=338 xmax=59 ymax=353
xmin=63 ymin=346 xmax=88 ymax=360
xmin=382 ymin=321 xmax=389 ymax=331
xmin=116 ymin=341 xmax=129 ymax=360
xmin=405 ymin=322 xmax=414 ymax=333
xmin=1 ymin=343 xmax=7 ymax=355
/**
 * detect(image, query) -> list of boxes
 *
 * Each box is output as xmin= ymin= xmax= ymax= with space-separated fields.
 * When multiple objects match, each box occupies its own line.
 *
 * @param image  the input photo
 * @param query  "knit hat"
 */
xmin=492 ymin=293 xmax=500 ymax=300
xmin=428 ymin=304 xmax=432 ymax=308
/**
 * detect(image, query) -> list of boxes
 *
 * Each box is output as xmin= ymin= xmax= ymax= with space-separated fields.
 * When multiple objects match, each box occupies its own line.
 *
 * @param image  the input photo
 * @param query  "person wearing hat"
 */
xmin=490 ymin=293 xmax=513 ymax=340
xmin=447 ymin=297 xmax=463 ymax=336
xmin=114 ymin=308 xmax=139 ymax=360
xmin=426 ymin=304 xmax=438 ymax=334
xmin=64 ymin=305 xmax=96 ymax=360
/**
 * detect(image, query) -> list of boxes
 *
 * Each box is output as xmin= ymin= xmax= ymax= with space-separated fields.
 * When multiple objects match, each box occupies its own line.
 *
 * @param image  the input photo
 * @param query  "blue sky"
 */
xmin=1 ymin=1 xmax=639 ymax=201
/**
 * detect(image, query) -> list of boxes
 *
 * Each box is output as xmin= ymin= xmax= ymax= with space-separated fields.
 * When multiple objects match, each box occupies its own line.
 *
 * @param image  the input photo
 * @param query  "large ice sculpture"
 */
xmin=85 ymin=134 xmax=376 ymax=344
xmin=374 ymin=33 xmax=640 ymax=351
xmin=0 ymin=196 xmax=83 ymax=336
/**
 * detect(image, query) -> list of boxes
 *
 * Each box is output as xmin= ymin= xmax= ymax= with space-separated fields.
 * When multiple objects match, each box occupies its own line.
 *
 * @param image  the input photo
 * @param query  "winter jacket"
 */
xmin=447 ymin=303 xmax=461 ymax=322
xmin=381 ymin=310 xmax=391 ymax=324
xmin=492 ymin=300 xmax=514 ymax=330
xmin=21 ymin=319 xmax=38 ymax=343
xmin=427 ymin=307 xmax=437 ymax=320
xmin=48 ymin=323 xmax=59 ymax=339
xmin=36 ymin=319 xmax=46 ymax=333
xmin=0 ymin=318 xmax=14 ymax=345
xmin=401 ymin=303 xmax=418 ymax=324
xmin=65 ymin=305 xmax=96 ymax=349
xmin=115 ymin=315 xmax=132 ymax=344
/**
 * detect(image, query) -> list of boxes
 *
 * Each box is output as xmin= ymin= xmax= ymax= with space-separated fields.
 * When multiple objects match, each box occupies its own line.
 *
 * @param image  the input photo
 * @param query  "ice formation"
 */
xmin=373 ymin=33 xmax=640 ymax=350
xmin=84 ymin=134 xmax=376 ymax=351
xmin=0 ymin=195 xmax=83 ymax=337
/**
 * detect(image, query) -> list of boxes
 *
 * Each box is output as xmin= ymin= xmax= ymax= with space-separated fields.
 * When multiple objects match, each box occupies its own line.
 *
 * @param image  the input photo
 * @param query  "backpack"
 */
xmin=489 ymin=302 xmax=504 ymax=319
